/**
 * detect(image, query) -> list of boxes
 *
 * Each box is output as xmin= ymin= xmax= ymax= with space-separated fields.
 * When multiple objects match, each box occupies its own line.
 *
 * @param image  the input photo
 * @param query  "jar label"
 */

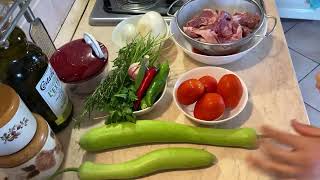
xmin=0 ymin=97 xmax=37 ymax=156
xmin=36 ymin=64 xmax=70 ymax=125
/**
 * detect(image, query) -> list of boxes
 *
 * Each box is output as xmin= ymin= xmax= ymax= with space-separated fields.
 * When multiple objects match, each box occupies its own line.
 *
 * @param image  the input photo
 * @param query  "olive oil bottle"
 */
xmin=0 ymin=27 xmax=73 ymax=132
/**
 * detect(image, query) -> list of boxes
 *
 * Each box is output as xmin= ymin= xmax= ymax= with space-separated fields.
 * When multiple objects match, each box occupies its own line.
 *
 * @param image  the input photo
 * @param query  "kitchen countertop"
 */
xmin=1 ymin=0 xmax=310 ymax=179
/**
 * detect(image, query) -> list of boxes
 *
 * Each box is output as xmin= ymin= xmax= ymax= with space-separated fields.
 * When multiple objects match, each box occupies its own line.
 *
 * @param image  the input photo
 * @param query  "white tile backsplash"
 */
xmin=18 ymin=0 xmax=75 ymax=40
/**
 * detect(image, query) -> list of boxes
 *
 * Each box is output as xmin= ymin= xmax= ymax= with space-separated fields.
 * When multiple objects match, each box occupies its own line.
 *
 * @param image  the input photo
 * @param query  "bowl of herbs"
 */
xmin=80 ymin=35 xmax=170 ymax=125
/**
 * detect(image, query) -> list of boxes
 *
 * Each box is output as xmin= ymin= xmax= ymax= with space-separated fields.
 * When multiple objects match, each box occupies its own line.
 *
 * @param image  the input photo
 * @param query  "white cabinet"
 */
xmin=276 ymin=0 xmax=320 ymax=20
xmin=19 ymin=0 xmax=75 ymax=40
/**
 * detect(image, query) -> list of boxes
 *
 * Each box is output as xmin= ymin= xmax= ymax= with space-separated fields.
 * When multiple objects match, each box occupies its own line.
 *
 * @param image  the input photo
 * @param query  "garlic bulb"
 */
xmin=128 ymin=62 xmax=140 ymax=81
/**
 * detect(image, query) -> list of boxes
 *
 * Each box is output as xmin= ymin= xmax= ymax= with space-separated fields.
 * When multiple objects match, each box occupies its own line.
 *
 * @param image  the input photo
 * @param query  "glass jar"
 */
xmin=0 ymin=113 xmax=64 ymax=180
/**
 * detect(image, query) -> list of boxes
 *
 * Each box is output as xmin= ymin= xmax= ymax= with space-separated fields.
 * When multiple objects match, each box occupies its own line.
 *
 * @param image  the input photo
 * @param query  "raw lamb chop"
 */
xmin=233 ymin=12 xmax=261 ymax=29
xmin=185 ymin=9 xmax=218 ymax=28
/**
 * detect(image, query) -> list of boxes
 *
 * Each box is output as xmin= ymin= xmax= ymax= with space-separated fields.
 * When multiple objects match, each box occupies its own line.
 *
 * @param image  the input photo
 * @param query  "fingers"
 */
xmin=261 ymin=126 xmax=304 ymax=148
xmin=260 ymin=140 xmax=300 ymax=165
xmin=316 ymin=73 xmax=320 ymax=90
xmin=317 ymin=83 xmax=320 ymax=91
xmin=247 ymin=155 xmax=302 ymax=179
xmin=291 ymin=119 xmax=320 ymax=137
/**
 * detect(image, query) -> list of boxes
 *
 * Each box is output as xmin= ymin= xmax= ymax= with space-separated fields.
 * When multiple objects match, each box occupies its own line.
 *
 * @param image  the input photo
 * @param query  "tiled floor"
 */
xmin=281 ymin=19 xmax=320 ymax=127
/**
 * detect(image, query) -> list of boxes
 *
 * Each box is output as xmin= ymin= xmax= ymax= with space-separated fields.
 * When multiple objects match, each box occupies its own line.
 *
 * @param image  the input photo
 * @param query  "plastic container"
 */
xmin=50 ymin=35 xmax=108 ymax=96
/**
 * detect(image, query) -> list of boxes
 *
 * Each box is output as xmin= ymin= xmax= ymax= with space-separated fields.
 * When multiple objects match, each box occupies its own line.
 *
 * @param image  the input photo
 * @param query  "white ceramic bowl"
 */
xmin=169 ymin=17 xmax=268 ymax=65
xmin=112 ymin=15 xmax=170 ymax=48
xmin=133 ymin=82 xmax=167 ymax=116
xmin=173 ymin=67 xmax=248 ymax=125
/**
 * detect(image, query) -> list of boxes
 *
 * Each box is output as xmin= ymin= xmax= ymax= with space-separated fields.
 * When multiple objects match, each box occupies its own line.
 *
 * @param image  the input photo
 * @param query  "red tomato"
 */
xmin=194 ymin=93 xmax=225 ymax=121
xmin=217 ymin=74 xmax=243 ymax=109
xmin=199 ymin=76 xmax=217 ymax=93
xmin=177 ymin=79 xmax=205 ymax=105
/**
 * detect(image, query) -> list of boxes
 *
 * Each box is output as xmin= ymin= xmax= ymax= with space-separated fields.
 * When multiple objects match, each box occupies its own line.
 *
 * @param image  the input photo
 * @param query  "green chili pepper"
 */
xmin=141 ymin=62 xmax=170 ymax=109
xmin=140 ymin=98 xmax=148 ymax=110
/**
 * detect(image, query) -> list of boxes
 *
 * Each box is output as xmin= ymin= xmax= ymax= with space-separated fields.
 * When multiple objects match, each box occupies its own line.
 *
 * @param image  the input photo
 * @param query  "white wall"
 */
xmin=19 ymin=0 xmax=75 ymax=40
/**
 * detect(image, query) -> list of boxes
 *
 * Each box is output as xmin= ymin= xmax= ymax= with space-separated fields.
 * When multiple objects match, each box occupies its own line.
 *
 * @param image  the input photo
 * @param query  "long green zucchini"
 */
xmin=51 ymin=147 xmax=216 ymax=180
xmin=80 ymin=120 xmax=257 ymax=151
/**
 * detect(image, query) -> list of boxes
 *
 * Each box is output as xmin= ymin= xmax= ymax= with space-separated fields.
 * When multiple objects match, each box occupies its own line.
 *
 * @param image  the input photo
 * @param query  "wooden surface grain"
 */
xmin=0 ymin=0 xmax=309 ymax=179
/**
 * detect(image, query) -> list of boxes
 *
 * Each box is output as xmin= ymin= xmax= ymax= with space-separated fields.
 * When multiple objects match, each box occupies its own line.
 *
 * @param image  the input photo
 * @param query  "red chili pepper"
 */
xmin=134 ymin=67 xmax=158 ymax=110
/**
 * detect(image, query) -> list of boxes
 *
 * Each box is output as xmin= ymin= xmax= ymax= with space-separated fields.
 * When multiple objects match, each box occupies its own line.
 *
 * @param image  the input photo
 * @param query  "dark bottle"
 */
xmin=0 ymin=27 xmax=73 ymax=132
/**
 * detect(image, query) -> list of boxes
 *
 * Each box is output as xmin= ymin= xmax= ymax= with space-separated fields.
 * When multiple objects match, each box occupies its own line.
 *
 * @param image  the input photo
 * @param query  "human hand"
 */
xmin=247 ymin=120 xmax=320 ymax=180
xmin=316 ymin=72 xmax=320 ymax=91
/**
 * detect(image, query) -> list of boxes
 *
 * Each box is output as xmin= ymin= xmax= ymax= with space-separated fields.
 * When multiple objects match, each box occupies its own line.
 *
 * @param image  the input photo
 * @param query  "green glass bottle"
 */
xmin=0 ymin=27 xmax=73 ymax=132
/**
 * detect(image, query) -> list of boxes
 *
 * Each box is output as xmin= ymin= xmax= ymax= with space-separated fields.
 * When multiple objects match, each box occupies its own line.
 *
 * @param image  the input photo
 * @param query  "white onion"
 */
xmin=136 ymin=11 xmax=167 ymax=38
xmin=121 ymin=23 xmax=138 ymax=45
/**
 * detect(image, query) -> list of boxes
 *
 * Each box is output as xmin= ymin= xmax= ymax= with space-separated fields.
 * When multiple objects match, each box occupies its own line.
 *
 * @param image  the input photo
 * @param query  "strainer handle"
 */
xmin=254 ymin=14 xmax=277 ymax=38
xmin=265 ymin=15 xmax=277 ymax=37
xmin=167 ymin=0 xmax=181 ymax=17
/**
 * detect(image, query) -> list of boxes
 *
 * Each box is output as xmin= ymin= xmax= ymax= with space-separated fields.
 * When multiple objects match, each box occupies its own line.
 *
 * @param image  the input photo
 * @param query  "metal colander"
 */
xmin=169 ymin=0 xmax=276 ymax=55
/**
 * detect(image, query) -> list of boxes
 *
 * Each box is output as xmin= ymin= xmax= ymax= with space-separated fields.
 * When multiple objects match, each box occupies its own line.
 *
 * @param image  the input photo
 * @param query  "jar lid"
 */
xmin=0 ymin=113 xmax=48 ymax=168
xmin=0 ymin=84 xmax=19 ymax=128
xmin=49 ymin=39 xmax=108 ymax=83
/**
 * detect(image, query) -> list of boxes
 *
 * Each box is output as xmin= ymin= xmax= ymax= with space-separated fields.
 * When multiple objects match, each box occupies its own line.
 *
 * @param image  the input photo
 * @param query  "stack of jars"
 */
xmin=0 ymin=84 xmax=64 ymax=179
